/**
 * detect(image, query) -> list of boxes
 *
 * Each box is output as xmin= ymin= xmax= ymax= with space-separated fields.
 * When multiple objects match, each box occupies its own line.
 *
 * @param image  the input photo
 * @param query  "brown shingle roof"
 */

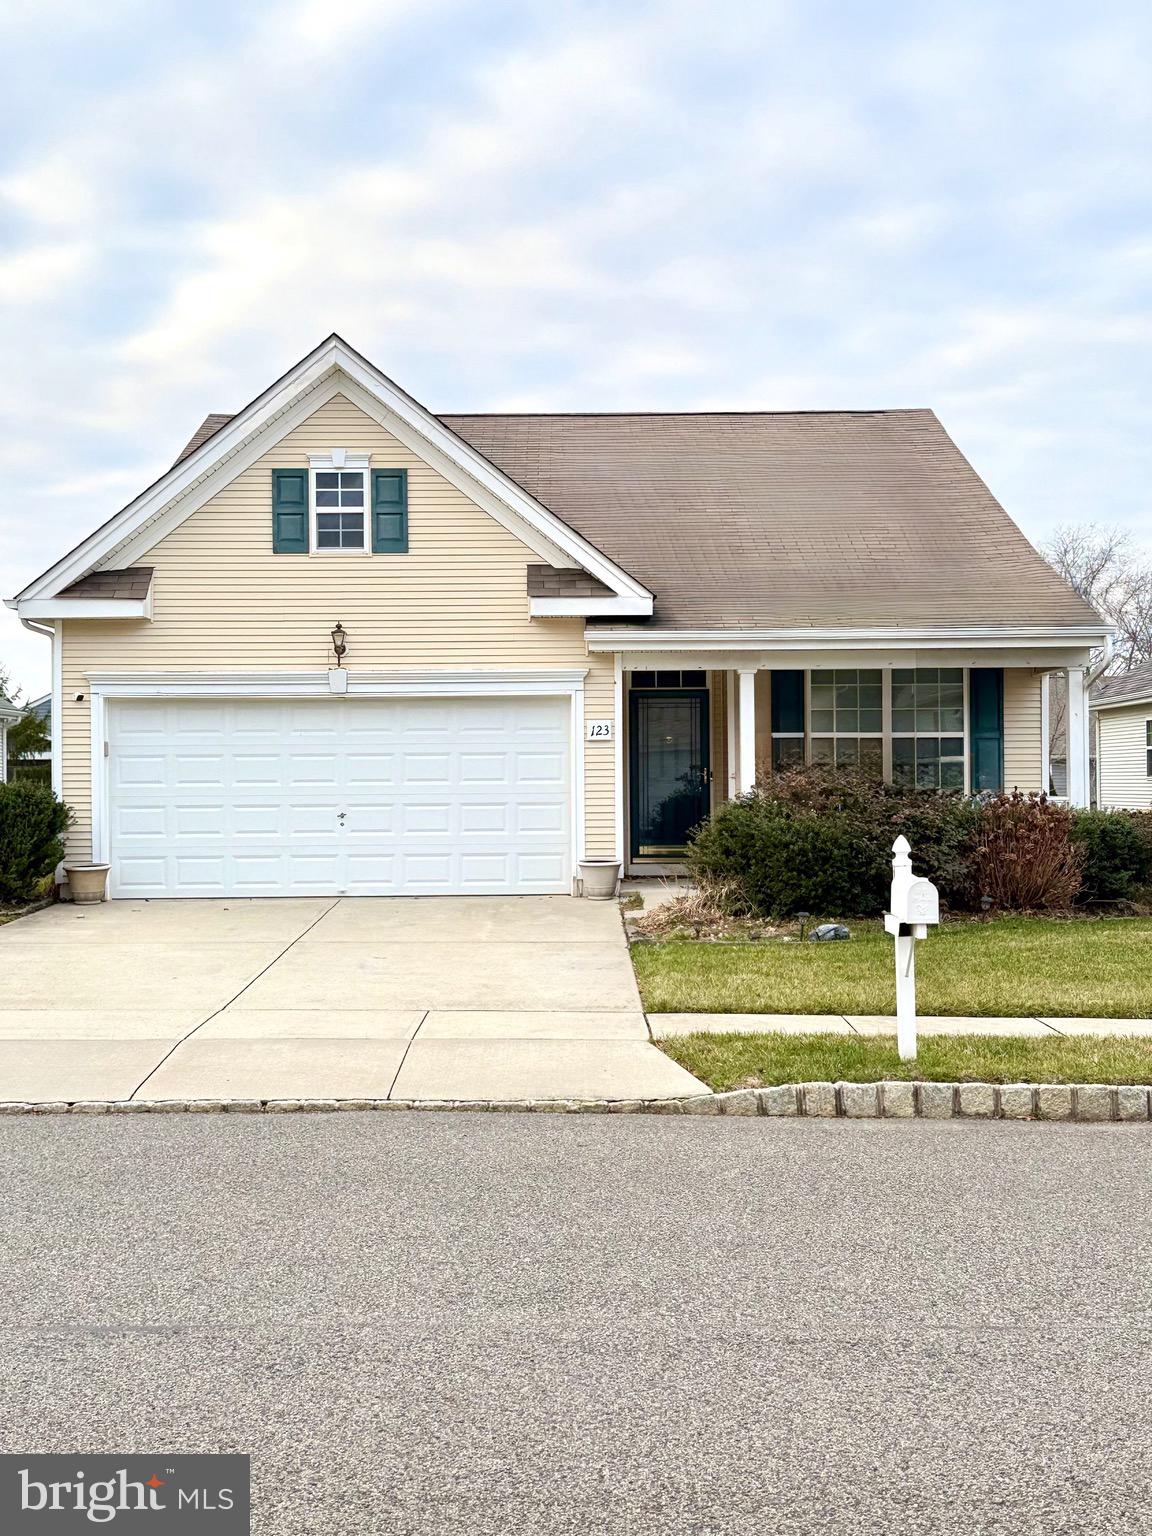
xmin=171 ymin=405 xmax=1101 ymax=632
xmin=174 ymin=413 xmax=235 ymax=466
xmin=59 ymin=567 xmax=153 ymax=599
xmin=442 ymin=410 xmax=1101 ymax=631
xmin=526 ymin=564 xmax=615 ymax=599
xmin=1093 ymin=661 xmax=1152 ymax=708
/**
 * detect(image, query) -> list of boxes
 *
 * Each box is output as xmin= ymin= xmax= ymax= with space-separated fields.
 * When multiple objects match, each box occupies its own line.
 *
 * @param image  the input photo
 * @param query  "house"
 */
xmin=0 ymin=695 xmax=19 ymax=783
xmin=1092 ymin=661 xmax=1152 ymax=809
xmin=5 ymin=335 xmax=1109 ymax=900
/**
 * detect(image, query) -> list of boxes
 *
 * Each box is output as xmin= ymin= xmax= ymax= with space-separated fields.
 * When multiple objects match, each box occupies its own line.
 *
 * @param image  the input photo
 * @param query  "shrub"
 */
xmin=1071 ymin=810 xmax=1152 ymax=903
xmin=0 ymin=782 xmax=71 ymax=903
xmin=968 ymin=793 xmax=1081 ymax=912
xmin=688 ymin=765 xmax=979 ymax=918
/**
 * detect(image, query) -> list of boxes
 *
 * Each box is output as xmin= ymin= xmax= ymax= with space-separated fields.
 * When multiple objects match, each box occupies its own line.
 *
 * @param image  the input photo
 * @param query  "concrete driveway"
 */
xmin=0 ymin=897 xmax=703 ymax=1104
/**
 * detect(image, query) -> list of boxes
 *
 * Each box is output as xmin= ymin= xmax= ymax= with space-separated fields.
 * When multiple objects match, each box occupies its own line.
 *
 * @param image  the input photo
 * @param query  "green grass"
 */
xmin=658 ymin=1030 xmax=1152 ymax=1089
xmin=632 ymin=917 xmax=1152 ymax=1019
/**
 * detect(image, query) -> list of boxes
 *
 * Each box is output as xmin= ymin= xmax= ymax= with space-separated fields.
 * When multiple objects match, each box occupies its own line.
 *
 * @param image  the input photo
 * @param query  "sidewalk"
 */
xmin=650 ymin=1014 xmax=1152 ymax=1037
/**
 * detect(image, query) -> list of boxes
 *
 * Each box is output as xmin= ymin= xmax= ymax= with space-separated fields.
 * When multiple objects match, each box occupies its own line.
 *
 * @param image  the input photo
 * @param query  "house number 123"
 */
xmin=586 ymin=720 xmax=614 ymax=741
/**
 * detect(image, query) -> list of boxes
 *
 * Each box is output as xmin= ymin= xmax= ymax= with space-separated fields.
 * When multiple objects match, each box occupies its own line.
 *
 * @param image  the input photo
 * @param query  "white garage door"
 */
xmin=107 ymin=696 xmax=572 ymax=898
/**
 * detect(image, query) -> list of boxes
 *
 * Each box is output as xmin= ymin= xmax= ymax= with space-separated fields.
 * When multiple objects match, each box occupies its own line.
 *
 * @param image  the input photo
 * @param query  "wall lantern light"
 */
xmin=331 ymin=621 xmax=347 ymax=666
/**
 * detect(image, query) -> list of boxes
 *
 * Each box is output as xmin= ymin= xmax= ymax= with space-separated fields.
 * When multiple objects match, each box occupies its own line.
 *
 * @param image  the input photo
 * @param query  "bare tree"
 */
xmin=1039 ymin=524 xmax=1152 ymax=784
xmin=1040 ymin=523 xmax=1152 ymax=672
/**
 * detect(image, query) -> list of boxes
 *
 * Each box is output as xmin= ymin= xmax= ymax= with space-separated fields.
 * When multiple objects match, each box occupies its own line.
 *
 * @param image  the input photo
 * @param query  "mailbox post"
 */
xmin=882 ymin=836 xmax=940 ymax=1061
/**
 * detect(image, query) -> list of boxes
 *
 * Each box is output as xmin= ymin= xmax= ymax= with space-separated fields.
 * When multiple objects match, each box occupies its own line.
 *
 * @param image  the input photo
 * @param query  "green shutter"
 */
xmin=969 ymin=668 xmax=1004 ymax=792
xmin=272 ymin=469 xmax=309 ymax=553
xmin=372 ymin=469 xmax=408 ymax=553
xmin=770 ymin=671 xmax=805 ymax=733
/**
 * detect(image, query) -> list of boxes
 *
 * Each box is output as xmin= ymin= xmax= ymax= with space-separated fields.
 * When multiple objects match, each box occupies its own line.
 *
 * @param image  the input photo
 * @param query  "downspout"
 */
xmin=1084 ymin=634 xmax=1113 ymax=811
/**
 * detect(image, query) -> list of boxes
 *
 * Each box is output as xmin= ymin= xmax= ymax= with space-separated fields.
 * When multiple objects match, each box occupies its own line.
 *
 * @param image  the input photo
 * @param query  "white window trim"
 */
xmin=785 ymin=667 xmax=972 ymax=792
xmin=307 ymin=450 xmax=371 ymax=556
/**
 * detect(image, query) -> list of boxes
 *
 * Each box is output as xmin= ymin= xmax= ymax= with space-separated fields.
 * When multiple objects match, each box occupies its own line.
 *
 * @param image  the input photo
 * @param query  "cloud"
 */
xmin=2 ymin=0 xmax=1152 ymax=694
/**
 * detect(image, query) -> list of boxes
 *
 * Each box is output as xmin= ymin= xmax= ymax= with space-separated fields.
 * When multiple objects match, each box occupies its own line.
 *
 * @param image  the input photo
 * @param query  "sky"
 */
xmin=1 ymin=0 xmax=1150 ymax=699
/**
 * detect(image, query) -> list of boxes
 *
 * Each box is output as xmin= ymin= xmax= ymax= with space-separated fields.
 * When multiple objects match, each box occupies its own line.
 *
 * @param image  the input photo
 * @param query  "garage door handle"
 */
xmin=337 ymin=811 xmax=347 ymax=823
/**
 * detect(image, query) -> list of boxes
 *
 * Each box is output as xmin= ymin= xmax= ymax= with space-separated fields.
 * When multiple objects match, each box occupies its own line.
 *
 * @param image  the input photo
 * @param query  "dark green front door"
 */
xmin=629 ymin=690 xmax=711 ymax=859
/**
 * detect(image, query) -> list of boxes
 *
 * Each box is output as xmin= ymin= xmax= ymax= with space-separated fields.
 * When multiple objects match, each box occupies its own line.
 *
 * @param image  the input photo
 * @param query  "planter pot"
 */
xmin=65 ymin=863 xmax=110 ymax=905
xmin=579 ymin=859 xmax=621 ymax=900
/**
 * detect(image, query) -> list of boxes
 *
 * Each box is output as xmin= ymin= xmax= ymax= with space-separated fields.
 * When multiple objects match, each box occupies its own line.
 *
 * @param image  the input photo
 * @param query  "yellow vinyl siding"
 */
xmin=1002 ymin=667 xmax=1044 ymax=793
xmin=59 ymin=394 xmax=615 ymax=865
xmin=1097 ymin=705 xmax=1152 ymax=810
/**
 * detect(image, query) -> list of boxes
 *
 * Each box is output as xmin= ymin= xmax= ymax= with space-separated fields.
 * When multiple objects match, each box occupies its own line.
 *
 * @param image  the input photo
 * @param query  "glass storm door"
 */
xmin=629 ymin=690 xmax=711 ymax=859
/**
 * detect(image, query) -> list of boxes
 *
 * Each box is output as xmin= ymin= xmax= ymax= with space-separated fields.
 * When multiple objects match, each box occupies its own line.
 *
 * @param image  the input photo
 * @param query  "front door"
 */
xmin=629 ymin=689 xmax=711 ymax=860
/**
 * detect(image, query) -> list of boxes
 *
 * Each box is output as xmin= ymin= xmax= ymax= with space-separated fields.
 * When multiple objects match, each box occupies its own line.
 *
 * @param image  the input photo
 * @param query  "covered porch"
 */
xmin=600 ymin=634 xmax=1099 ymax=877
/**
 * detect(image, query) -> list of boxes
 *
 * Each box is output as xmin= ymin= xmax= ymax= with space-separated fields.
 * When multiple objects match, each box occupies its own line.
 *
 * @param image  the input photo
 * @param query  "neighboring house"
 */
xmin=1092 ymin=661 xmax=1152 ymax=809
xmin=0 ymin=695 xmax=19 ymax=783
xmin=5 ymin=335 xmax=1109 ymax=899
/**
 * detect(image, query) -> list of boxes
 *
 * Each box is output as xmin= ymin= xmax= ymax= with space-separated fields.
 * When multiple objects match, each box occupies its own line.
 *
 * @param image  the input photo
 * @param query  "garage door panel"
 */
xmin=108 ymin=696 xmax=572 ymax=897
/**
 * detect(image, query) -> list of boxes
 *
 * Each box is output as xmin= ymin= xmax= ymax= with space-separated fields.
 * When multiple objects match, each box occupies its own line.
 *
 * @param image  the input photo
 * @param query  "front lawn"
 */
xmin=632 ymin=916 xmax=1152 ymax=1018
xmin=658 ymin=1030 xmax=1152 ymax=1089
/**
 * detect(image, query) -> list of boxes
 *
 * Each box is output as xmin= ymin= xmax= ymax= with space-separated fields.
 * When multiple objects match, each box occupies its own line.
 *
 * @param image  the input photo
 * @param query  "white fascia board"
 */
xmin=17 ymin=334 xmax=650 ymax=606
xmin=529 ymin=596 xmax=654 ymax=618
xmin=0 ymin=699 xmax=20 ymax=723
xmin=586 ymin=625 xmax=1113 ymax=652
xmin=17 ymin=598 xmax=151 ymax=620
xmin=1091 ymin=694 xmax=1152 ymax=713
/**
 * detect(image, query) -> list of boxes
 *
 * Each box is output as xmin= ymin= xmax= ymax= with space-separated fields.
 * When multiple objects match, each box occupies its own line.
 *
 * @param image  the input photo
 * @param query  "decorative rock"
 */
xmin=809 ymin=923 xmax=851 ymax=942
xmin=801 ymin=1082 xmax=837 ymax=1118
xmin=528 ymin=1100 xmax=569 ymax=1113
xmin=838 ymin=1082 xmax=880 ymax=1118
xmin=107 ymin=1101 xmax=155 ymax=1114
xmin=332 ymin=1099 xmax=377 ymax=1112
xmin=488 ymin=1101 xmax=533 ymax=1113
xmin=28 ymin=1102 xmax=71 ymax=1114
xmin=957 ymin=1082 xmax=995 ymax=1118
xmin=759 ymin=1085 xmax=799 ymax=1117
xmin=1116 ymin=1086 xmax=1150 ymax=1122
xmin=917 ymin=1082 xmax=955 ymax=1118
xmin=1036 ymin=1084 xmax=1074 ymax=1122
xmin=69 ymin=1102 xmax=114 ymax=1115
xmin=377 ymin=1100 xmax=416 ymax=1111
xmin=880 ymin=1081 xmax=915 ymax=1118
xmin=714 ymin=1089 xmax=759 ymax=1116
xmin=220 ymin=1099 xmax=263 ymax=1113
xmin=644 ymin=1099 xmax=684 ymax=1115
xmin=607 ymin=1099 xmax=644 ymax=1114
xmin=0 ymin=1103 xmax=31 ymax=1115
xmin=266 ymin=1101 xmax=301 ymax=1113
xmin=1073 ymin=1085 xmax=1114 ymax=1123
xmin=567 ymin=1100 xmax=609 ymax=1113
xmin=998 ymin=1084 xmax=1035 ymax=1121
xmin=681 ymin=1095 xmax=722 ymax=1116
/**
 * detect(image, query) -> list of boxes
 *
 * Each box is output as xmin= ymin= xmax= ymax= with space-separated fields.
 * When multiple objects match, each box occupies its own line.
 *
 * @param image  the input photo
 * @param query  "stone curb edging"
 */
xmin=0 ymin=1082 xmax=1149 ymax=1120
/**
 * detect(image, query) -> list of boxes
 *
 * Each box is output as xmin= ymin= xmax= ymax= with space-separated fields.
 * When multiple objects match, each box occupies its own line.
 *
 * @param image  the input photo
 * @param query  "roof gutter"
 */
xmin=586 ymin=624 xmax=1114 ymax=652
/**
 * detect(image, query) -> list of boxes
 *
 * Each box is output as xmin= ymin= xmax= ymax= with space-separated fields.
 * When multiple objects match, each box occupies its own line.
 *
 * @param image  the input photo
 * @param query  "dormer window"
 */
xmin=308 ymin=450 xmax=371 ymax=554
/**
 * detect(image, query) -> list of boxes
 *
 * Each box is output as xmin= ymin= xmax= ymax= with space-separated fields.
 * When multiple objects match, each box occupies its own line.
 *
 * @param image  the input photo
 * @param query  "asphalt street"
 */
xmin=1 ymin=1113 xmax=1150 ymax=1535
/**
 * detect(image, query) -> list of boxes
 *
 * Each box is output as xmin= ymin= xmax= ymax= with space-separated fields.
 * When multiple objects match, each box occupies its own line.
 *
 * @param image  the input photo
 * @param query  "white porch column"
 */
xmin=726 ymin=670 xmax=738 ymax=798
xmin=737 ymin=667 xmax=757 ymax=793
xmin=1065 ymin=666 xmax=1089 ymax=807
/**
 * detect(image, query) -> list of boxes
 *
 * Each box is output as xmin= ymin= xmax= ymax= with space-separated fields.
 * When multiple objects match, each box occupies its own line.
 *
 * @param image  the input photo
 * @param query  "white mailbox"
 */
xmin=884 ymin=836 xmax=940 ymax=1060
xmin=884 ymin=837 xmax=940 ymax=940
